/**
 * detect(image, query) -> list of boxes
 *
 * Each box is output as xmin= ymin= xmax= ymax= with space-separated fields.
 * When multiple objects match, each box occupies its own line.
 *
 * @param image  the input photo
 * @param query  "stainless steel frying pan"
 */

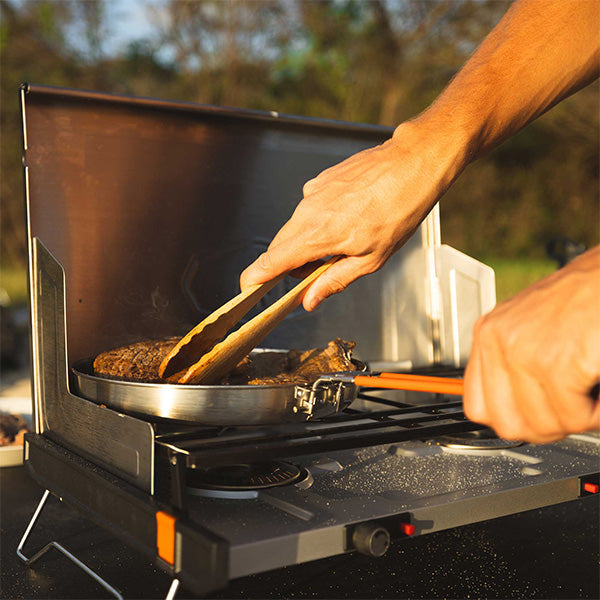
xmin=71 ymin=349 xmax=362 ymax=425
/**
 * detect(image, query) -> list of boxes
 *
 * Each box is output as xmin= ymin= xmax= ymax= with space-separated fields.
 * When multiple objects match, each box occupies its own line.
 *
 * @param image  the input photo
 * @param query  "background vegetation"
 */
xmin=1 ymin=0 xmax=598 ymax=303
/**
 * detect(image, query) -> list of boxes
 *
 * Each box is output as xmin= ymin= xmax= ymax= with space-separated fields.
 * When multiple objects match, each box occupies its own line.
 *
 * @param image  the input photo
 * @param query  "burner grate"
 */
xmin=157 ymin=383 xmax=486 ymax=470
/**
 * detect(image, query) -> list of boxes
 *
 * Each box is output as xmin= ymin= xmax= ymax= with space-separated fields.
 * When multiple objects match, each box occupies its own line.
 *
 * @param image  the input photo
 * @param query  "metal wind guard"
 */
xmin=30 ymin=239 xmax=155 ymax=492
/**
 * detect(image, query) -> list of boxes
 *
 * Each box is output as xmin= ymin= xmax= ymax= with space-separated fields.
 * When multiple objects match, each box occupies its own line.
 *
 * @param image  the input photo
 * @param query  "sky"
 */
xmin=11 ymin=0 xmax=160 ymax=57
xmin=104 ymin=0 xmax=157 ymax=54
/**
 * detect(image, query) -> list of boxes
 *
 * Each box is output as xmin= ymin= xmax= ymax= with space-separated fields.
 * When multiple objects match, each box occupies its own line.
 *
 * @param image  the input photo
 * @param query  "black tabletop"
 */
xmin=1 ymin=464 xmax=598 ymax=600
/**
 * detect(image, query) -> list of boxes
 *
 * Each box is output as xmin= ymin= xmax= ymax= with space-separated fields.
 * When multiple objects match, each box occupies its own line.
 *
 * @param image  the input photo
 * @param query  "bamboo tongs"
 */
xmin=159 ymin=256 xmax=466 ymax=396
xmin=159 ymin=257 xmax=341 ymax=385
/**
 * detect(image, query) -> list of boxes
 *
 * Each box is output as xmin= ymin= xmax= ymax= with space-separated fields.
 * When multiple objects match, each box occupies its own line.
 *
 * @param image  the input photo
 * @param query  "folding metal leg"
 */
xmin=17 ymin=489 xmax=180 ymax=600
xmin=165 ymin=578 xmax=180 ymax=600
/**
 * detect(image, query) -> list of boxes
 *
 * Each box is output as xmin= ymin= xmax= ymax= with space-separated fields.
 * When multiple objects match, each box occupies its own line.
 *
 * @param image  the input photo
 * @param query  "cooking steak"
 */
xmin=246 ymin=339 xmax=355 ymax=385
xmin=93 ymin=338 xmax=355 ymax=385
xmin=93 ymin=338 xmax=179 ymax=383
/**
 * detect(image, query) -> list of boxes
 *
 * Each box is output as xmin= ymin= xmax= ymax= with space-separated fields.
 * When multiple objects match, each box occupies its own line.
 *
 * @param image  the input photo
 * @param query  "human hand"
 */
xmin=463 ymin=247 xmax=600 ymax=444
xmin=240 ymin=119 xmax=467 ymax=311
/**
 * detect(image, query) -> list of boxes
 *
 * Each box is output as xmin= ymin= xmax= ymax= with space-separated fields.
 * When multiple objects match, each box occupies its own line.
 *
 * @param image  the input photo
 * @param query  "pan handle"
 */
xmin=353 ymin=374 xmax=464 ymax=395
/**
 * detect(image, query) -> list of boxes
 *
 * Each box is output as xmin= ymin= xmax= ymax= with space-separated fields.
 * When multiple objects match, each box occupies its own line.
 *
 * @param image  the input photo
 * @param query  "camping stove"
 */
xmin=18 ymin=85 xmax=600 ymax=599
xmin=21 ymin=407 xmax=600 ymax=599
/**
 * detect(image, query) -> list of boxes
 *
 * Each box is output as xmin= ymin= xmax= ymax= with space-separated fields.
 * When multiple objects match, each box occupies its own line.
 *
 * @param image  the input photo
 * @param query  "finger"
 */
xmin=480 ymin=366 xmax=528 ymax=441
xmin=463 ymin=321 xmax=490 ymax=425
xmin=240 ymin=252 xmax=276 ymax=291
xmin=507 ymin=348 xmax=598 ymax=439
xmin=289 ymin=260 xmax=325 ymax=280
xmin=301 ymin=256 xmax=379 ymax=311
xmin=240 ymin=242 xmax=322 ymax=291
xmin=542 ymin=388 xmax=600 ymax=440
xmin=475 ymin=330 xmax=530 ymax=441
xmin=542 ymin=379 xmax=596 ymax=435
xmin=504 ymin=368 xmax=566 ymax=443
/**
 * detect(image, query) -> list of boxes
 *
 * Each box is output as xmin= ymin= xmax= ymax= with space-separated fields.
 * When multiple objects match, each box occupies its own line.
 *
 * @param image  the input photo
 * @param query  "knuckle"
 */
xmin=471 ymin=314 xmax=489 ymax=342
xmin=476 ymin=314 xmax=495 ymax=340
xmin=256 ymin=251 xmax=274 ymax=272
xmin=326 ymin=277 xmax=347 ymax=296
xmin=361 ymin=256 xmax=385 ymax=276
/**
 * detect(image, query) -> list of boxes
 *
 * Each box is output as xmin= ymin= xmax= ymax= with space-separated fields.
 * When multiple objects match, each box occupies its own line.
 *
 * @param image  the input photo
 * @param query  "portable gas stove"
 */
xmin=18 ymin=85 xmax=599 ymax=599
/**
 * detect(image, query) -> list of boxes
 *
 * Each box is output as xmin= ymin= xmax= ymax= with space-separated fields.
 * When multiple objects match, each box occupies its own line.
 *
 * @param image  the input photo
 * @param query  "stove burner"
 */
xmin=187 ymin=461 xmax=310 ymax=499
xmin=436 ymin=428 xmax=522 ymax=450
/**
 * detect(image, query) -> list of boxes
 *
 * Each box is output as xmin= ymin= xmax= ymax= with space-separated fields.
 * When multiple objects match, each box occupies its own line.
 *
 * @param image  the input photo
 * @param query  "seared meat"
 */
xmin=93 ymin=338 xmax=355 ymax=385
xmin=220 ymin=351 xmax=294 ymax=384
xmin=93 ymin=338 xmax=179 ymax=383
xmin=246 ymin=339 xmax=355 ymax=385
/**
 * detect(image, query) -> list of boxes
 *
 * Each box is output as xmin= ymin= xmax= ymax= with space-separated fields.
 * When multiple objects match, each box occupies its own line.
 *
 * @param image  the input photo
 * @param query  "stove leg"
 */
xmin=17 ymin=489 xmax=124 ymax=600
xmin=165 ymin=579 xmax=180 ymax=600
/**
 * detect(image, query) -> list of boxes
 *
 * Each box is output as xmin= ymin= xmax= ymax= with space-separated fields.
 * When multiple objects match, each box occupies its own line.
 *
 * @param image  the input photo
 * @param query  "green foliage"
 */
xmin=1 ymin=0 xmax=598 ymax=275
xmin=441 ymin=81 xmax=599 ymax=259
xmin=0 ymin=266 xmax=27 ymax=304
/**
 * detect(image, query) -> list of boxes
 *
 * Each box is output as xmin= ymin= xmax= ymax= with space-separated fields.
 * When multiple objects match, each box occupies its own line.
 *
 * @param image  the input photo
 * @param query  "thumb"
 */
xmin=240 ymin=248 xmax=294 ymax=291
xmin=302 ymin=256 xmax=378 ymax=311
xmin=241 ymin=234 xmax=329 ymax=291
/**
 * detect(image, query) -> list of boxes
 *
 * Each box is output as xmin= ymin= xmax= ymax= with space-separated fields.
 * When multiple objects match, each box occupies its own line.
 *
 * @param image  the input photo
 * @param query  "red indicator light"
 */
xmin=400 ymin=523 xmax=415 ymax=535
xmin=583 ymin=482 xmax=599 ymax=494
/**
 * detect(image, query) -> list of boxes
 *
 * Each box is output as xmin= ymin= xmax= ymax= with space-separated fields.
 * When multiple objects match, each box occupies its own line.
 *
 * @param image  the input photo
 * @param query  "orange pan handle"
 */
xmin=379 ymin=372 xmax=464 ymax=385
xmin=353 ymin=374 xmax=464 ymax=395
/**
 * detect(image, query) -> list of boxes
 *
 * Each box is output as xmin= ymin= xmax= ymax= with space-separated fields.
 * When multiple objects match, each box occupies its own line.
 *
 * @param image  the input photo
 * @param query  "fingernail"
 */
xmin=308 ymin=296 xmax=324 ymax=311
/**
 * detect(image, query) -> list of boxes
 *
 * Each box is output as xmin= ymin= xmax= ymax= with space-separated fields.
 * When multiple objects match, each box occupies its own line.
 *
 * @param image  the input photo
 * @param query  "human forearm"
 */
xmin=408 ymin=0 xmax=600 ymax=164
xmin=241 ymin=0 xmax=600 ymax=311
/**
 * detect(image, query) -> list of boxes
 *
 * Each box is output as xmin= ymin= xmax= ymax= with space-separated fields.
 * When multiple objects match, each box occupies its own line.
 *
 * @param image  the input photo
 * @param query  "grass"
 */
xmin=0 ymin=267 xmax=28 ymax=304
xmin=484 ymin=257 xmax=556 ymax=304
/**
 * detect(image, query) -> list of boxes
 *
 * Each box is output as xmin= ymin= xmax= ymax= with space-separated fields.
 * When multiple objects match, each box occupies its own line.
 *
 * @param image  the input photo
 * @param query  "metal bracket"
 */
xmin=292 ymin=349 xmax=363 ymax=417
xmin=17 ymin=489 xmax=180 ymax=600
xmin=294 ymin=375 xmax=354 ymax=417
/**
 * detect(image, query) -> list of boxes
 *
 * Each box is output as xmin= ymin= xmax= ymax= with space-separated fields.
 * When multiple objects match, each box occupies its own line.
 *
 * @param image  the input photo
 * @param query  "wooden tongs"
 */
xmin=159 ymin=257 xmax=341 ymax=385
xmin=159 ymin=256 xmax=465 ymax=396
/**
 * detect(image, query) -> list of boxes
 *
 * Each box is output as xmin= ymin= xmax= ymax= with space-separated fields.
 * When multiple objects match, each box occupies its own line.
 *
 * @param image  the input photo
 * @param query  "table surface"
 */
xmin=1 ymin=462 xmax=599 ymax=600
